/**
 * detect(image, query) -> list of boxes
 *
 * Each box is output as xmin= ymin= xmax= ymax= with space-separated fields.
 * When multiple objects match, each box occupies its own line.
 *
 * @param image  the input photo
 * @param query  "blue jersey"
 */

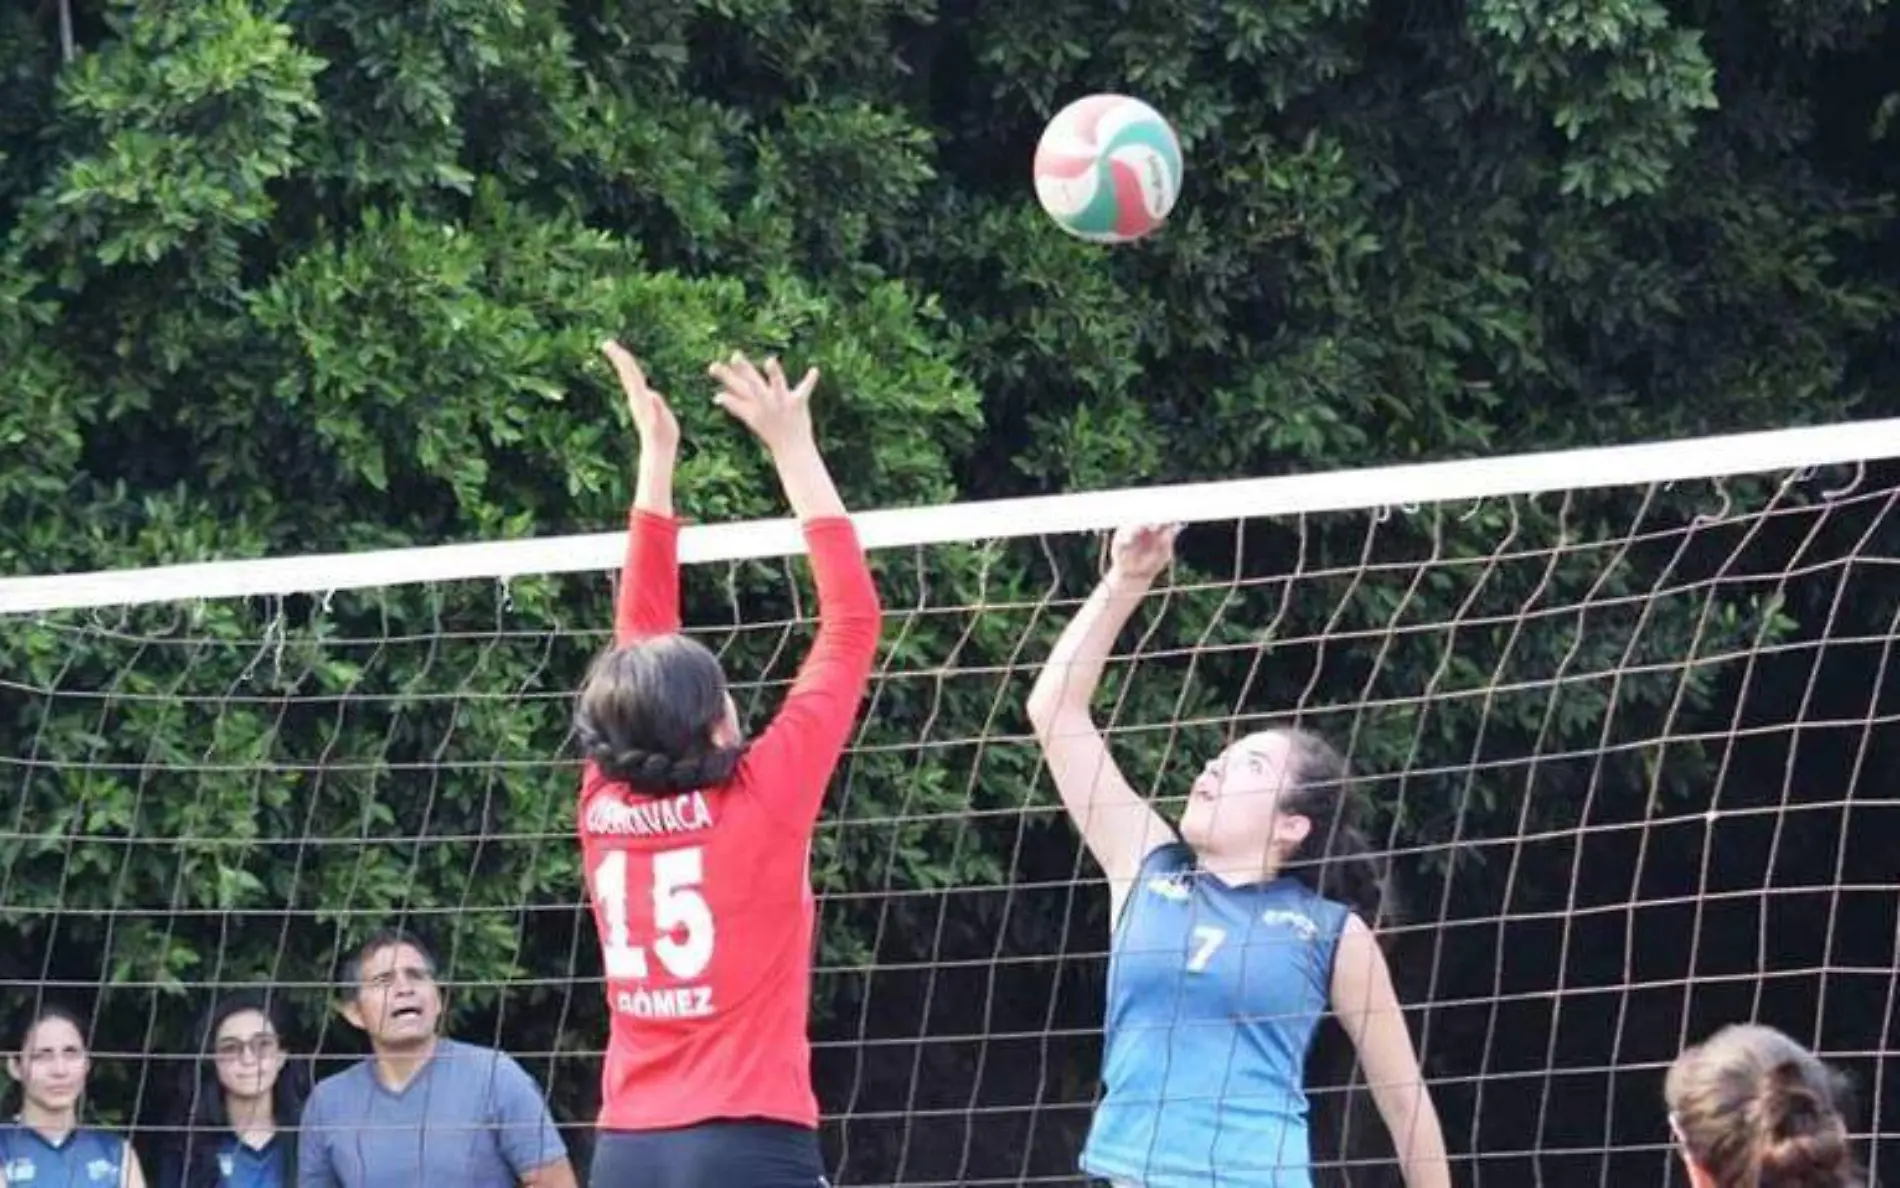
xmin=155 ymin=1131 xmax=289 ymax=1188
xmin=1081 ymin=843 xmax=1350 ymax=1188
xmin=214 ymin=1135 xmax=286 ymax=1188
xmin=0 ymin=1123 xmax=130 ymax=1187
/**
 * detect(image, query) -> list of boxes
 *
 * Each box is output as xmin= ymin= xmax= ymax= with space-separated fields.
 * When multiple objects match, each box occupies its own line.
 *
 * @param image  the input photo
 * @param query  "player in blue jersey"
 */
xmin=1026 ymin=524 xmax=1451 ymax=1188
xmin=1 ymin=1004 xmax=147 ymax=1187
xmin=156 ymin=991 xmax=308 ymax=1188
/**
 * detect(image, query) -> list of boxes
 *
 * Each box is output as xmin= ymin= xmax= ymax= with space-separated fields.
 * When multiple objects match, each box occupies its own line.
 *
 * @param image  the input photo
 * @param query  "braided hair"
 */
xmin=575 ymin=633 xmax=747 ymax=795
xmin=1666 ymin=1024 xmax=1864 ymax=1188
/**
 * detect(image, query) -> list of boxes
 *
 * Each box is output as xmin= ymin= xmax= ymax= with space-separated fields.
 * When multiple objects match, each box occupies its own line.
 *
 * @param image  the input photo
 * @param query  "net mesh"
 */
xmin=2 ymin=436 xmax=1897 ymax=1186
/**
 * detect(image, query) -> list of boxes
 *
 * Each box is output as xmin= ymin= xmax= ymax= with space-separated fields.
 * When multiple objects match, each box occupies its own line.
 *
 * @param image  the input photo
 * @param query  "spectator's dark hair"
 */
xmin=5 ymin=1001 xmax=91 ymax=1116
xmin=574 ymin=634 xmax=746 ymax=795
xmin=165 ymin=991 xmax=308 ymax=1188
xmin=1666 ymin=1023 xmax=1864 ymax=1187
xmin=12 ymin=1002 xmax=88 ymax=1054
xmin=341 ymin=927 xmax=439 ymax=991
xmin=1275 ymin=730 xmax=1395 ymax=926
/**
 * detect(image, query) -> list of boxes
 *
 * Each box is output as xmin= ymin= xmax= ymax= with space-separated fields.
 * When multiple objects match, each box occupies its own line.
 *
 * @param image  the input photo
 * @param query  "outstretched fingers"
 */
xmin=709 ymin=352 xmax=765 ymax=396
xmin=790 ymin=365 xmax=819 ymax=404
xmin=601 ymin=340 xmax=646 ymax=391
xmin=761 ymin=357 xmax=819 ymax=405
xmin=709 ymin=350 xmax=820 ymax=453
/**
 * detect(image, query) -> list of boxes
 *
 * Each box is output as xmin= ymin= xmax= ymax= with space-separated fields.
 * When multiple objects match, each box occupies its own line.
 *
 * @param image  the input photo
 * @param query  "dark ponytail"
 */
xmin=1277 ymin=730 xmax=1392 ymax=926
xmin=574 ymin=634 xmax=747 ymax=795
xmin=1665 ymin=1023 xmax=1864 ymax=1188
xmin=1277 ymin=732 xmax=1403 ymax=1186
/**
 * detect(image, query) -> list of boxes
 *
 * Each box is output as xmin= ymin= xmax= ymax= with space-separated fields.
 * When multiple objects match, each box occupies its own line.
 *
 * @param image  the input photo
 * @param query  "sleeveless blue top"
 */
xmin=1080 ymin=843 xmax=1350 ymax=1187
xmin=156 ymin=1133 xmax=287 ymax=1188
xmin=212 ymin=1134 xmax=286 ymax=1188
xmin=0 ymin=1122 xmax=129 ymax=1186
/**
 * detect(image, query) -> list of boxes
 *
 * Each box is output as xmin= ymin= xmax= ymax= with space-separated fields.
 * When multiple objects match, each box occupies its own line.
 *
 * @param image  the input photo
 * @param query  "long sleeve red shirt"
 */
xmin=578 ymin=507 xmax=882 ymax=1132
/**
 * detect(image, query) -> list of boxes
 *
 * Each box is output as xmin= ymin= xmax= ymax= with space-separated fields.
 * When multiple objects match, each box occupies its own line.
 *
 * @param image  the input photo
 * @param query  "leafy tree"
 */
xmin=1 ymin=0 xmax=1893 ymax=1181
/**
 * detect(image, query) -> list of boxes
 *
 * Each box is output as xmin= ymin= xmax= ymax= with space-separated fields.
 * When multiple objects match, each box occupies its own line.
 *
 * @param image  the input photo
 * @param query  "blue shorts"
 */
xmin=589 ymin=1120 xmax=827 ymax=1188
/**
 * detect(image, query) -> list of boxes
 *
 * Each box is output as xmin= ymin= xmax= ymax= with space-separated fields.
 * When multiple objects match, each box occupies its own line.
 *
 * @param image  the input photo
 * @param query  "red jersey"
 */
xmin=579 ymin=507 xmax=881 ymax=1132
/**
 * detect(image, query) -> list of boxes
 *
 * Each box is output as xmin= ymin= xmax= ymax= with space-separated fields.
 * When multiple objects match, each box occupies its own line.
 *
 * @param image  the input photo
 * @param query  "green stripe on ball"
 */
xmin=1104 ymin=120 xmax=1183 ymax=192
xmin=1065 ymin=177 xmax=1124 ymax=238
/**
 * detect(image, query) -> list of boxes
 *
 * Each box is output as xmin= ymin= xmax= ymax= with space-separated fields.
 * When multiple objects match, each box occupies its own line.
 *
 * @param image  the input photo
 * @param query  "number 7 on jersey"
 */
xmin=590 ymin=847 xmax=716 ymax=981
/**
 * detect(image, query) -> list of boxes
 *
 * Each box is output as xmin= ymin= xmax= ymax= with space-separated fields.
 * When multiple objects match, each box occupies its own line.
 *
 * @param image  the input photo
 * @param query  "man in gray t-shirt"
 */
xmin=298 ymin=929 xmax=575 ymax=1188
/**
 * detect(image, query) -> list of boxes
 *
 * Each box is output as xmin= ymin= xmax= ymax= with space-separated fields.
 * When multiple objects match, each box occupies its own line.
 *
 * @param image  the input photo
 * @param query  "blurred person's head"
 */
xmin=1665 ymin=1023 xmax=1864 ymax=1188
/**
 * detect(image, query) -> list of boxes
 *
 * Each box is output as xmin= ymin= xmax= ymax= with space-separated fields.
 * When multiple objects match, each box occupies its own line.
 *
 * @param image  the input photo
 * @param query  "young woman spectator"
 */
xmin=156 ymin=991 xmax=308 ymax=1188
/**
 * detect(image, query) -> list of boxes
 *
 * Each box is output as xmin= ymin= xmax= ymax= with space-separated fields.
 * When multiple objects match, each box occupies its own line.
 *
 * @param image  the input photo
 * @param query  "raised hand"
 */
xmin=1108 ymin=523 xmax=1182 ymax=583
xmin=707 ymin=351 xmax=819 ymax=456
xmin=603 ymin=340 xmax=679 ymax=454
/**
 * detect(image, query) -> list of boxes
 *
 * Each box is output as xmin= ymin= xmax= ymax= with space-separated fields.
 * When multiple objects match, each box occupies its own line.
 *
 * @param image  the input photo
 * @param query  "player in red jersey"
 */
xmin=576 ymin=341 xmax=881 ymax=1188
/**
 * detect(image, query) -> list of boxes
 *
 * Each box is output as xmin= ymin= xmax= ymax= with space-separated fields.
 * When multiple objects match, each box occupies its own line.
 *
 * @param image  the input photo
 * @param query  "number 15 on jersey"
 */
xmin=590 ymin=847 xmax=716 ymax=982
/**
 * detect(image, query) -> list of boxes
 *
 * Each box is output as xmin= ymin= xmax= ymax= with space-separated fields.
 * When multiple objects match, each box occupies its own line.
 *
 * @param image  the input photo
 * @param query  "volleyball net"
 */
xmin=2 ymin=420 xmax=1897 ymax=1185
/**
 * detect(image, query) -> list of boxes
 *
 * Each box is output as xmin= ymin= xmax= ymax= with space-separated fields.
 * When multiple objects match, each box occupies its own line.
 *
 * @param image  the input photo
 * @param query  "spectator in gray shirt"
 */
xmin=297 ymin=929 xmax=576 ymax=1188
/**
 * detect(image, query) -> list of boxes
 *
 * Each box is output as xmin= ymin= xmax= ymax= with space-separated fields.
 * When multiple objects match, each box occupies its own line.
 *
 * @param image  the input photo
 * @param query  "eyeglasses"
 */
xmin=214 ymin=1033 xmax=280 ymax=1062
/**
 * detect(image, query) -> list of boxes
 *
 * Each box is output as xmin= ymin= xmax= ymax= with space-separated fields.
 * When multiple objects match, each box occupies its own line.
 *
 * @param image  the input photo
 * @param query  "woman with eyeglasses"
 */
xmin=1665 ymin=1023 xmax=1866 ymax=1188
xmin=156 ymin=991 xmax=308 ymax=1188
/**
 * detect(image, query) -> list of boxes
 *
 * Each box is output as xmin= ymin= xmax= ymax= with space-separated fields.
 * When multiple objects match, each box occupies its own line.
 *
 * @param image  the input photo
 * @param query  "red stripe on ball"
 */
xmin=1109 ymin=159 xmax=1157 ymax=239
xmin=1033 ymin=148 xmax=1097 ymax=179
xmin=1067 ymin=95 xmax=1125 ymax=145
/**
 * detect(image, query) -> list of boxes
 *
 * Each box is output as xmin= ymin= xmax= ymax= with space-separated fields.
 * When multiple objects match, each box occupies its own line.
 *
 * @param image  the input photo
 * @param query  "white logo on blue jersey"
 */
xmin=1144 ymin=872 xmax=1191 ymax=902
xmin=86 ymin=1157 xmax=117 ymax=1182
xmin=4 ymin=1157 xmax=36 ymax=1183
xmin=1260 ymin=907 xmax=1319 ymax=940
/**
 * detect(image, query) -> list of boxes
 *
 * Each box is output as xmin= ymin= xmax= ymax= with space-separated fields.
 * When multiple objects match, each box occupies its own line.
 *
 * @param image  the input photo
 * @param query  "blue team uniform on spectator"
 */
xmin=0 ymin=1122 xmax=130 ymax=1186
xmin=1080 ymin=843 xmax=1350 ymax=1188
xmin=211 ymin=1135 xmax=285 ymax=1188
xmin=155 ymin=1133 xmax=288 ymax=1188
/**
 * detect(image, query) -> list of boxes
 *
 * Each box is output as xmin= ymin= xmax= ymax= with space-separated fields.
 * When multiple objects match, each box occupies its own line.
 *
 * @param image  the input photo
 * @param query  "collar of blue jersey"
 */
xmin=225 ymin=1130 xmax=283 ymax=1156
xmin=1174 ymin=848 xmax=1301 ymax=893
xmin=6 ymin=1117 xmax=85 ymax=1151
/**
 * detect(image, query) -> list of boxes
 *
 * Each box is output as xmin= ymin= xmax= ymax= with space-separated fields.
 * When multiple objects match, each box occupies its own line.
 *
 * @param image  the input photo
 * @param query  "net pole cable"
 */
xmin=2 ymin=418 xmax=1898 ymax=1187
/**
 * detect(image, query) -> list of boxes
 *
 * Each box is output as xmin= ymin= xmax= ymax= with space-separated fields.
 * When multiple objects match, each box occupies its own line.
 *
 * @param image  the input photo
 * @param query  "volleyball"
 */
xmin=1032 ymin=94 xmax=1183 ymax=243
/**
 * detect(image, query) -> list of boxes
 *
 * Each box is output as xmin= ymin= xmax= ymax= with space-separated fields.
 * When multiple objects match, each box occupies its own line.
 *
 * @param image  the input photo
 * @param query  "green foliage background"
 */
xmin=1 ymin=0 xmax=1894 ymax=1181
